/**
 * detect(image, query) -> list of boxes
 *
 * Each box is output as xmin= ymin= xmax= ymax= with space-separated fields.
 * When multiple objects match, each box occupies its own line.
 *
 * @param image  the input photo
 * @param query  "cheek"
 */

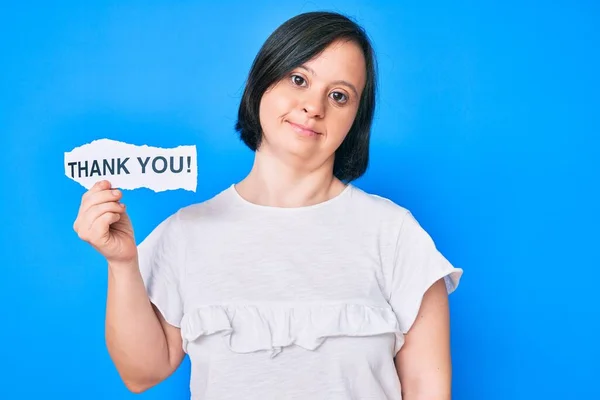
xmin=342 ymin=111 xmax=357 ymax=131
xmin=329 ymin=109 xmax=358 ymax=142
xmin=260 ymin=88 xmax=296 ymax=125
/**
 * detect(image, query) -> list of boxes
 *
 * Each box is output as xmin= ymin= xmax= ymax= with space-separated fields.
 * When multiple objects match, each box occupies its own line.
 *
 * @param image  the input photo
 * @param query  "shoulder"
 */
xmin=347 ymin=184 xmax=410 ymax=223
xmin=348 ymin=187 xmax=444 ymax=249
xmin=174 ymin=185 xmax=237 ymax=224
xmin=140 ymin=185 xmax=236 ymax=241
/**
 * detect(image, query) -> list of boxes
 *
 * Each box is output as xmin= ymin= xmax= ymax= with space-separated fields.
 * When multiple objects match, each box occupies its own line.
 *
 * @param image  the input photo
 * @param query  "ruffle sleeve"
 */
xmin=137 ymin=211 xmax=184 ymax=328
xmin=389 ymin=211 xmax=463 ymax=336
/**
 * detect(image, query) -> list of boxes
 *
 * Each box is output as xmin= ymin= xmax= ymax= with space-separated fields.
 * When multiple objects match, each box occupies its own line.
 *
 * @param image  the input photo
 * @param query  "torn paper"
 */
xmin=64 ymin=138 xmax=197 ymax=192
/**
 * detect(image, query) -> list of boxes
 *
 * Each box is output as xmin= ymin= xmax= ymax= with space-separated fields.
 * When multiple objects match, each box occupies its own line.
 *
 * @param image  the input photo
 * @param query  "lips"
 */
xmin=287 ymin=121 xmax=321 ymax=136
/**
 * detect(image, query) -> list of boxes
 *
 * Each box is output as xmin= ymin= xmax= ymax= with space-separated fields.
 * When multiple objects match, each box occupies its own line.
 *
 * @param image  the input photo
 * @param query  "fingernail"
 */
xmin=112 ymin=190 xmax=119 ymax=196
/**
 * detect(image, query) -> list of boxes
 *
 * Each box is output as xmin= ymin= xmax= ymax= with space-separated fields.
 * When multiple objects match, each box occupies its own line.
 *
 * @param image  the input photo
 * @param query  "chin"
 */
xmin=266 ymin=138 xmax=318 ymax=161
xmin=284 ymin=142 xmax=319 ymax=160
xmin=261 ymin=124 xmax=322 ymax=158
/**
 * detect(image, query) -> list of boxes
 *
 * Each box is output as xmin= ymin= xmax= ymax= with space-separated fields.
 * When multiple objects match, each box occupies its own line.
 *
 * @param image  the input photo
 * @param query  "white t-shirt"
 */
xmin=137 ymin=183 xmax=462 ymax=400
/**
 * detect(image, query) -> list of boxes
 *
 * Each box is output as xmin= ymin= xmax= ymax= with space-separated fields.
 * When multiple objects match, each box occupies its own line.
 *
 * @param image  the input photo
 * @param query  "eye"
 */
xmin=329 ymin=91 xmax=348 ymax=104
xmin=291 ymin=74 xmax=307 ymax=87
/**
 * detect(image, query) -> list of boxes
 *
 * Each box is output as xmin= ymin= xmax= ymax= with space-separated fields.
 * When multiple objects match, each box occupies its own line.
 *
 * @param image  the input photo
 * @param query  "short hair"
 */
xmin=234 ymin=11 xmax=378 ymax=182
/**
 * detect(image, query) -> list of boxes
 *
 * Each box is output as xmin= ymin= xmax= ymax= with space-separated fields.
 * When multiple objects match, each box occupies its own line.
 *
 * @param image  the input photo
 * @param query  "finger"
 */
xmin=85 ymin=201 xmax=126 ymax=231
xmin=81 ymin=180 xmax=113 ymax=203
xmin=74 ymin=187 xmax=121 ymax=233
xmin=81 ymin=188 xmax=123 ymax=213
xmin=89 ymin=212 xmax=121 ymax=243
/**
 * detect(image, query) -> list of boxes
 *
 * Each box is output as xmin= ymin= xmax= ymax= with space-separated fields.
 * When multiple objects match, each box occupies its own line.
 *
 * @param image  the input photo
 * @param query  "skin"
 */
xmin=396 ymin=279 xmax=453 ymax=399
xmin=72 ymin=38 xmax=452 ymax=398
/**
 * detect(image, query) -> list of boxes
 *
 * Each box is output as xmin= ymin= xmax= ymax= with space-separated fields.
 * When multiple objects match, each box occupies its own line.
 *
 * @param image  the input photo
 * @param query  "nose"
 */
xmin=301 ymin=91 xmax=325 ymax=118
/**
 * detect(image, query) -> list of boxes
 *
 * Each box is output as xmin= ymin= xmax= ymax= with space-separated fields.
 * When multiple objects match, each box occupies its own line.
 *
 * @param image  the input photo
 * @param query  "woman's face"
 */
xmin=258 ymin=39 xmax=367 ymax=169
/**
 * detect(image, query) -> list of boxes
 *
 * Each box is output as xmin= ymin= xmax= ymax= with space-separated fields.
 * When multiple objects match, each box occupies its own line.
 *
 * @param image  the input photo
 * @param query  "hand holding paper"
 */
xmin=72 ymin=180 xmax=137 ymax=266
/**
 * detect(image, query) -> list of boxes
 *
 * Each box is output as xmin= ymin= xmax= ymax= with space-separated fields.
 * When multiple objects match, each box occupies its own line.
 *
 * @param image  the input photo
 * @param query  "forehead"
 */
xmin=302 ymin=40 xmax=367 ymax=92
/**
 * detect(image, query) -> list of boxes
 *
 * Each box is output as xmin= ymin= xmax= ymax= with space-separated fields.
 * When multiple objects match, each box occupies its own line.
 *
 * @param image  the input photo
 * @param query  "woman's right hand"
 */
xmin=73 ymin=180 xmax=137 ymax=265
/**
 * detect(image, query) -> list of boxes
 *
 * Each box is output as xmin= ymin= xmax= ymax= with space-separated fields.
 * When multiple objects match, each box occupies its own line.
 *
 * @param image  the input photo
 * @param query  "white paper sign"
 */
xmin=64 ymin=138 xmax=197 ymax=192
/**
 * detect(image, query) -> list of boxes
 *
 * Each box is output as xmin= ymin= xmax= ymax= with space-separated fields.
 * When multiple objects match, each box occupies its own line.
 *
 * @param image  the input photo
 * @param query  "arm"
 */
xmin=395 ymin=278 xmax=452 ymax=400
xmin=105 ymin=259 xmax=185 ymax=393
xmin=73 ymin=180 xmax=184 ymax=393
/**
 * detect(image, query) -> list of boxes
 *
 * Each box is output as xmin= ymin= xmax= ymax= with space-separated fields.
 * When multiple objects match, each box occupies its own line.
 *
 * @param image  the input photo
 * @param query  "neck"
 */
xmin=235 ymin=147 xmax=346 ymax=208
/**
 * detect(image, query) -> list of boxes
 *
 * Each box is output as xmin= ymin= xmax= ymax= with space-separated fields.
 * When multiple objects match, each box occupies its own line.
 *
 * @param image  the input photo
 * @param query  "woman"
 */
xmin=73 ymin=11 xmax=462 ymax=400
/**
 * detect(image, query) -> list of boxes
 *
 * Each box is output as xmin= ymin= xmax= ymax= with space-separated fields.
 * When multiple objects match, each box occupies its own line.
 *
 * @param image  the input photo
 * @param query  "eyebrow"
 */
xmin=298 ymin=65 xmax=359 ymax=98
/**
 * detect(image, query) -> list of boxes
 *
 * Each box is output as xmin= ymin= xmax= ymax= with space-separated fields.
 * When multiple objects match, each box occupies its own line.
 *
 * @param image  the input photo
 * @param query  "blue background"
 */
xmin=2 ymin=1 xmax=598 ymax=399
